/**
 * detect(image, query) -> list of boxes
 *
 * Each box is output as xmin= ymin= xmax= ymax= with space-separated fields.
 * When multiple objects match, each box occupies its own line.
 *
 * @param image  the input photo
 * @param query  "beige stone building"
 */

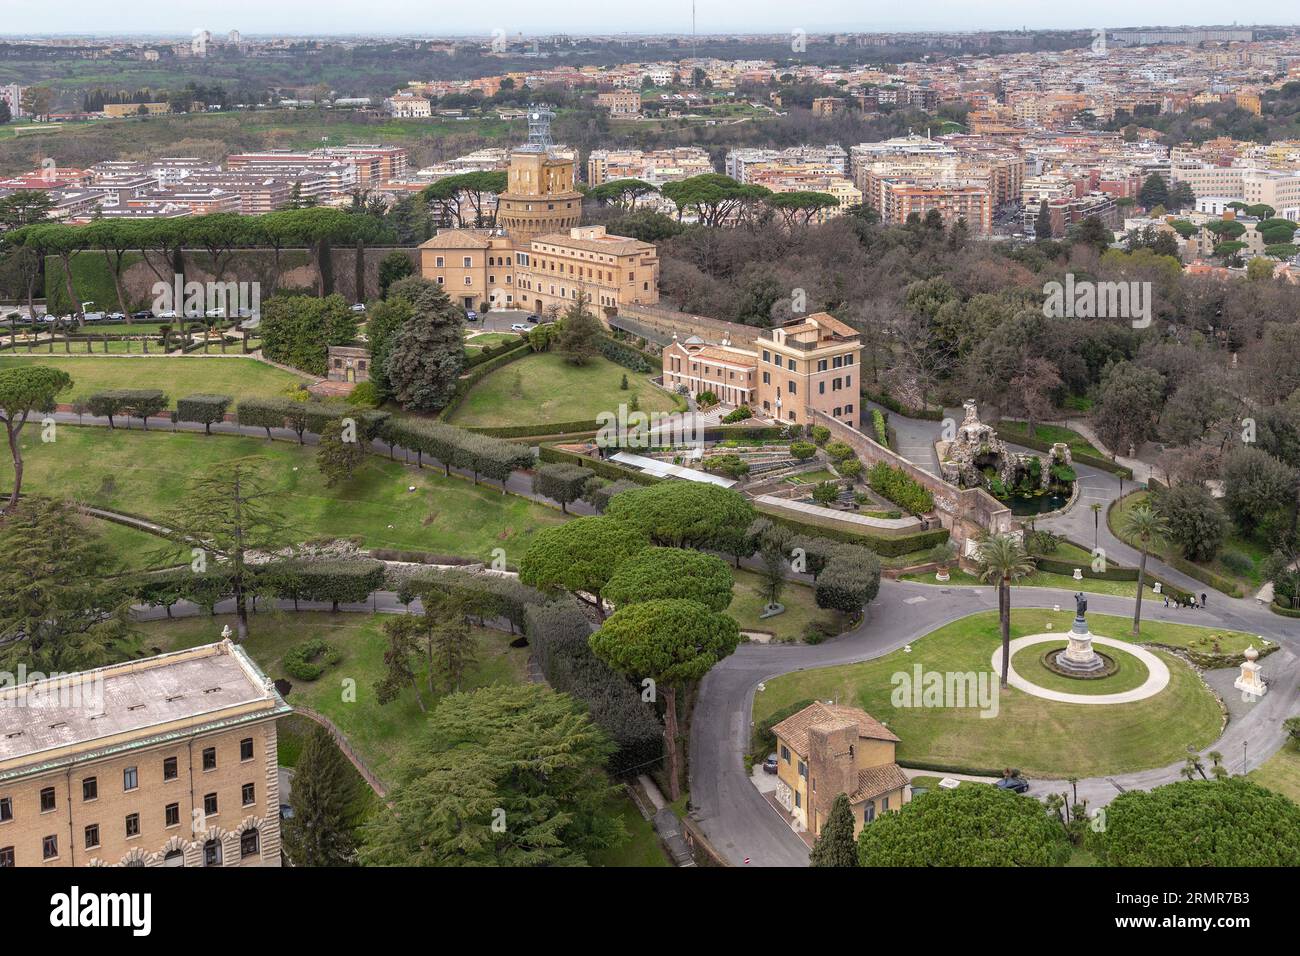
xmin=420 ymin=113 xmax=658 ymax=316
xmin=661 ymin=312 xmax=862 ymax=427
xmin=0 ymin=640 xmax=289 ymax=868
xmin=770 ymin=701 xmax=908 ymax=838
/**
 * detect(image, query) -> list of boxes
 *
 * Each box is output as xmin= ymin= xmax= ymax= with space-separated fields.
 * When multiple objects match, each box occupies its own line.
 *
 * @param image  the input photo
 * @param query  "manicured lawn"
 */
xmin=1111 ymin=490 xmax=1261 ymax=593
xmin=139 ymin=612 xmax=528 ymax=783
xmin=902 ymin=568 xmax=1150 ymax=599
xmin=13 ymin=426 xmax=568 ymax=560
xmin=752 ymin=609 xmax=1225 ymax=778
xmin=95 ymin=518 xmax=185 ymax=571
xmin=0 ymin=354 xmax=310 ymax=407
xmin=464 ymin=331 xmax=524 ymax=351
xmin=727 ymin=568 xmax=838 ymax=642
xmin=786 ymin=469 xmax=838 ymax=485
xmin=446 ymin=351 xmax=680 ymax=427
xmin=1010 ymin=640 xmax=1150 ymax=695
xmin=1248 ymin=740 xmax=1300 ymax=806
xmin=589 ymin=795 xmax=672 ymax=867
xmin=996 ymin=421 xmax=1103 ymax=458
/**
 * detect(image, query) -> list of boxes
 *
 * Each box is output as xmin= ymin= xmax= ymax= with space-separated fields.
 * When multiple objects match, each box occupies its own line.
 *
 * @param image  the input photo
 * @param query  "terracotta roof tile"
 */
xmin=850 ymin=763 xmax=910 ymax=803
xmin=770 ymin=701 xmax=899 ymax=755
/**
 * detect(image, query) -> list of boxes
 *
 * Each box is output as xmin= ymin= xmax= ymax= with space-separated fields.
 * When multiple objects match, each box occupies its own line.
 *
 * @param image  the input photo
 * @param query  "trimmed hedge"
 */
xmin=538 ymin=445 xmax=660 ymax=485
xmin=175 ymin=393 xmax=232 ymax=433
xmin=402 ymin=567 xmax=547 ymax=634
xmin=468 ymin=419 xmax=599 ymax=439
xmin=378 ymin=416 xmax=534 ymax=488
xmin=861 ymin=386 xmax=944 ymax=421
xmin=86 ymin=389 xmax=168 ymax=428
xmin=463 ymin=334 xmax=530 ymax=370
xmin=236 ymin=397 xmax=388 ymax=444
xmin=282 ymin=639 xmax=342 ymax=681
xmin=596 ymin=335 xmax=652 ymax=373
xmin=525 ymin=600 xmax=664 ymax=776
xmin=756 ymin=505 xmax=949 ymax=557
xmin=267 ymin=558 xmax=387 ymax=611
xmin=1271 ymin=600 xmax=1300 ymax=618
xmin=866 ymin=461 xmax=935 ymax=515
xmin=1163 ymin=554 xmax=1245 ymax=599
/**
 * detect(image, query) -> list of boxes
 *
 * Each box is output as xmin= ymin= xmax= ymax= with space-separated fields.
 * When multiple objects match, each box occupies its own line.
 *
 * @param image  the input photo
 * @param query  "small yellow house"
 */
xmin=770 ymin=701 xmax=909 ymax=837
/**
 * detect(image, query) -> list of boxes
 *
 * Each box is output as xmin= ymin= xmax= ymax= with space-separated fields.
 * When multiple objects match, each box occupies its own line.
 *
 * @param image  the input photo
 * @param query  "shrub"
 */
xmin=86 ymin=389 xmax=168 ymax=429
xmin=811 ymin=425 xmax=831 ymax=445
xmin=866 ymin=461 xmax=935 ymax=515
xmin=532 ymin=462 xmax=596 ymax=512
xmin=702 ymin=454 xmax=750 ymax=479
xmin=789 ymin=440 xmax=816 ymax=461
xmin=838 ymin=457 xmax=862 ymax=479
xmin=346 ymin=381 xmax=381 ymax=408
xmin=1151 ymin=483 xmax=1228 ymax=562
xmin=871 ymin=408 xmax=888 ymax=446
xmin=1218 ymin=548 xmax=1254 ymax=576
xmin=282 ymin=639 xmax=342 ymax=681
xmin=596 ymin=336 xmax=652 ymax=373
xmin=697 ymin=390 xmax=718 ymax=408
xmin=175 ymin=394 xmax=231 ymax=434
xmin=824 ymin=440 xmax=855 ymax=462
xmin=722 ymin=405 xmax=753 ymax=424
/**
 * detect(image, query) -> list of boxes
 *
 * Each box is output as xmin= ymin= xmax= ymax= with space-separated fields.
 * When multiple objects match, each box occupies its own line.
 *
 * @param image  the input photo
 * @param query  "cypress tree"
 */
xmin=810 ymin=792 xmax=859 ymax=867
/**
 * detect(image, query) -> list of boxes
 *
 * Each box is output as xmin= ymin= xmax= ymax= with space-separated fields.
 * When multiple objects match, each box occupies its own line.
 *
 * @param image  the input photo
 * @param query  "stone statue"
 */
xmin=1074 ymin=592 xmax=1088 ymax=617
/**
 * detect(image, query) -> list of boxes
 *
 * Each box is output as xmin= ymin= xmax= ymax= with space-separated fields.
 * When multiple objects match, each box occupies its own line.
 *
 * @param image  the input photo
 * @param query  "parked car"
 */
xmin=762 ymin=755 xmax=779 ymax=775
xmin=526 ymin=313 xmax=541 ymax=324
xmin=349 ymin=302 xmax=367 ymax=313
xmin=106 ymin=311 xmax=125 ymax=321
xmin=81 ymin=311 xmax=107 ymax=323
xmin=995 ymin=776 xmax=1031 ymax=794
xmin=205 ymin=307 xmax=226 ymax=319
xmin=131 ymin=310 xmax=154 ymax=320
xmin=155 ymin=309 xmax=177 ymax=319
xmin=464 ymin=310 xmax=479 ymax=322
xmin=510 ymin=322 xmax=530 ymax=332
xmin=279 ymin=803 xmax=294 ymax=821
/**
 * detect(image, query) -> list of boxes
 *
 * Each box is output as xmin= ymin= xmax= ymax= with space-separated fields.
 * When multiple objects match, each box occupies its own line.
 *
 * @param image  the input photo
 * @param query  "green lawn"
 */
xmin=447 ymin=351 xmax=680 ymax=427
xmin=996 ymin=421 xmax=1103 ymax=458
xmin=464 ymin=332 xmax=524 ymax=351
xmin=14 ymin=426 xmax=568 ymax=559
xmin=786 ymin=469 xmax=838 ymax=485
xmin=1111 ymin=490 xmax=1262 ymax=593
xmin=752 ymin=609 xmax=1225 ymax=778
xmin=139 ymin=612 xmax=528 ymax=783
xmin=0 ymin=354 xmax=310 ymax=407
xmin=1248 ymin=740 xmax=1300 ymax=806
xmin=1010 ymin=640 xmax=1151 ymax=695
xmin=589 ymin=795 xmax=672 ymax=868
xmin=727 ymin=569 xmax=838 ymax=642
xmin=902 ymin=568 xmax=1150 ymax=599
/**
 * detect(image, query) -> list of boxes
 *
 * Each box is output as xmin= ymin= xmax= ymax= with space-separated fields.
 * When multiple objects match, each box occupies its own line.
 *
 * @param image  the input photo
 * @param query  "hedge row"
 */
xmin=1163 ymin=554 xmax=1245 ymax=599
xmin=175 ymin=394 xmax=232 ymax=433
xmin=596 ymin=335 xmax=652 ymax=373
xmin=378 ymin=416 xmax=534 ymax=487
xmin=1271 ymin=600 xmax=1300 ymax=619
xmin=861 ymin=386 xmax=945 ymax=421
xmin=131 ymin=558 xmax=387 ymax=614
xmin=463 ymin=334 xmax=531 ymax=370
xmin=995 ymin=425 xmax=1134 ymax=480
xmin=755 ymin=504 xmax=949 ymax=557
xmin=401 ymin=567 xmax=548 ymax=635
xmin=236 ymin=397 xmax=389 ymax=443
xmin=467 ymin=418 xmax=600 ymax=439
xmin=525 ymin=600 xmax=664 ymax=776
xmin=538 ymin=445 xmax=661 ymax=485
xmin=86 ymin=389 xmax=168 ymax=428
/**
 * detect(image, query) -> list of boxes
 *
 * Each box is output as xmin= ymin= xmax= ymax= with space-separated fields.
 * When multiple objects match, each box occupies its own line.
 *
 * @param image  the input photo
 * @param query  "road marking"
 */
xmin=903 ymin=596 xmax=927 ymax=605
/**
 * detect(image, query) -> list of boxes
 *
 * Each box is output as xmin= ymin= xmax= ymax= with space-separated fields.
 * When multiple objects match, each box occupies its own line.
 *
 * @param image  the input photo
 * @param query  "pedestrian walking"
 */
xmin=1201 ymin=592 xmax=1207 ymax=608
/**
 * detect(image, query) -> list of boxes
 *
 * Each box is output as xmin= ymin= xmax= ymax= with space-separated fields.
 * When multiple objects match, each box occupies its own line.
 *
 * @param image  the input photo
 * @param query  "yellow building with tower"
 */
xmin=419 ymin=106 xmax=659 ymax=316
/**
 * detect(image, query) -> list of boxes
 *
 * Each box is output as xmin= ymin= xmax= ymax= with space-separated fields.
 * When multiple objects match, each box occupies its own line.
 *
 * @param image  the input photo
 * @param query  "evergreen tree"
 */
xmin=316 ymin=417 xmax=364 ymax=487
xmin=282 ymin=725 xmax=359 ymax=867
xmin=383 ymin=283 xmax=465 ymax=410
xmin=810 ymin=793 xmax=859 ymax=867
xmin=1034 ymin=200 xmax=1051 ymax=240
xmin=555 ymin=296 xmax=601 ymax=366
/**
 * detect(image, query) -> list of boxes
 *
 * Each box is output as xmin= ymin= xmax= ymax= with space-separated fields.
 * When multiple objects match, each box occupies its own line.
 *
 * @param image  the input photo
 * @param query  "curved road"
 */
xmin=692 ymin=409 xmax=1300 ymax=867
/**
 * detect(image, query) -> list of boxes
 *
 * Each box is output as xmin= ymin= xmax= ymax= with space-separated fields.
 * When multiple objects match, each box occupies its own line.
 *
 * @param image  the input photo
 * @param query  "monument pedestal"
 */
xmin=1055 ymin=614 xmax=1105 ymax=675
xmin=1233 ymin=646 xmax=1268 ymax=699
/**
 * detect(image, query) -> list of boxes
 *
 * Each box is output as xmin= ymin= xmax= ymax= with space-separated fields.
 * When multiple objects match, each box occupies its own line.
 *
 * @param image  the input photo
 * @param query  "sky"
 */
xmin=0 ymin=1 xmax=1292 ymax=38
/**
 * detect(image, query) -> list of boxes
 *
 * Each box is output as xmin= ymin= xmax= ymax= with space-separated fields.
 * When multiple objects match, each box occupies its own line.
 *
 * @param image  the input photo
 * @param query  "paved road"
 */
xmin=689 ymin=578 xmax=1299 ymax=867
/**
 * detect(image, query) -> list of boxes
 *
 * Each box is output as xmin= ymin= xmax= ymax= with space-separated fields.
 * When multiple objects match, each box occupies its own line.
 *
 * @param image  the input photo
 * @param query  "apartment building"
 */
xmin=596 ymin=90 xmax=641 ymax=117
xmin=0 ymin=84 xmax=23 ymax=119
xmin=586 ymin=147 xmax=713 ymax=187
xmin=879 ymin=181 xmax=992 ymax=234
xmin=661 ymin=337 xmax=758 ymax=407
xmin=102 ymin=102 xmax=170 ymax=118
xmin=0 ymin=640 xmax=289 ymax=868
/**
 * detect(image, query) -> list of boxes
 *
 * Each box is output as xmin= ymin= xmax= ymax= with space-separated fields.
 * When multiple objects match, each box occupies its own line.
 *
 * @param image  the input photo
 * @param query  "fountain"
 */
xmin=1054 ymin=593 xmax=1107 ymax=675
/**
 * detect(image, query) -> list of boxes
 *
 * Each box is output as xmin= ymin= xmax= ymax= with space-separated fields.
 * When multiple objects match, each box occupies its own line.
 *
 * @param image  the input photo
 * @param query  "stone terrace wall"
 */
xmin=811 ymin=409 xmax=1012 ymax=547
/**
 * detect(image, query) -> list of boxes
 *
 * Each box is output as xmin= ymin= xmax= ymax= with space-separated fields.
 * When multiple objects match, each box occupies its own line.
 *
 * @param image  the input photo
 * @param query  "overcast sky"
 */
xmin=1 ymin=2 xmax=1291 ymax=38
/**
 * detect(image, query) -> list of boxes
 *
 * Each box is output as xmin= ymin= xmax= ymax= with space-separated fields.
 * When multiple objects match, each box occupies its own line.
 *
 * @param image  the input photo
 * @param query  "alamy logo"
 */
xmin=1043 ymin=274 xmax=1151 ymax=328
xmin=890 ymin=665 xmax=1000 ymax=719
xmin=49 ymin=887 xmax=151 ymax=936
xmin=595 ymin=405 xmax=705 ymax=454
xmin=151 ymin=275 xmax=260 ymax=321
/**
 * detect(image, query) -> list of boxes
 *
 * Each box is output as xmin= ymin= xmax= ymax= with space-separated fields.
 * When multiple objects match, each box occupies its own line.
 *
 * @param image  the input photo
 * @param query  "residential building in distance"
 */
xmin=102 ymin=102 xmax=170 ymax=118
xmin=0 ymin=639 xmax=289 ymax=868
xmin=769 ymin=701 xmax=909 ymax=837
xmin=596 ymin=89 xmax=642 ymax=117
xmin=0 ymin=83 xmax=23 ymax=119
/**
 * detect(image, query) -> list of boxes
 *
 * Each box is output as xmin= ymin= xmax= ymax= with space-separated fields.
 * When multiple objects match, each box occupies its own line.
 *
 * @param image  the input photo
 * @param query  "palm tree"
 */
xmin=1118 ymin=504 xmax=1170 ymax=637
xmin=974 ymin=533 xmax=1036 ymax=688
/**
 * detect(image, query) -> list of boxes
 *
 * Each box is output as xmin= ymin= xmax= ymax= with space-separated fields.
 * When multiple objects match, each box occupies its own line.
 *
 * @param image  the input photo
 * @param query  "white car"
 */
xmin=510 ymin=323 xmax=530 ymax=332
xmin=350 ymin=303 xmax=367 ymax=313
